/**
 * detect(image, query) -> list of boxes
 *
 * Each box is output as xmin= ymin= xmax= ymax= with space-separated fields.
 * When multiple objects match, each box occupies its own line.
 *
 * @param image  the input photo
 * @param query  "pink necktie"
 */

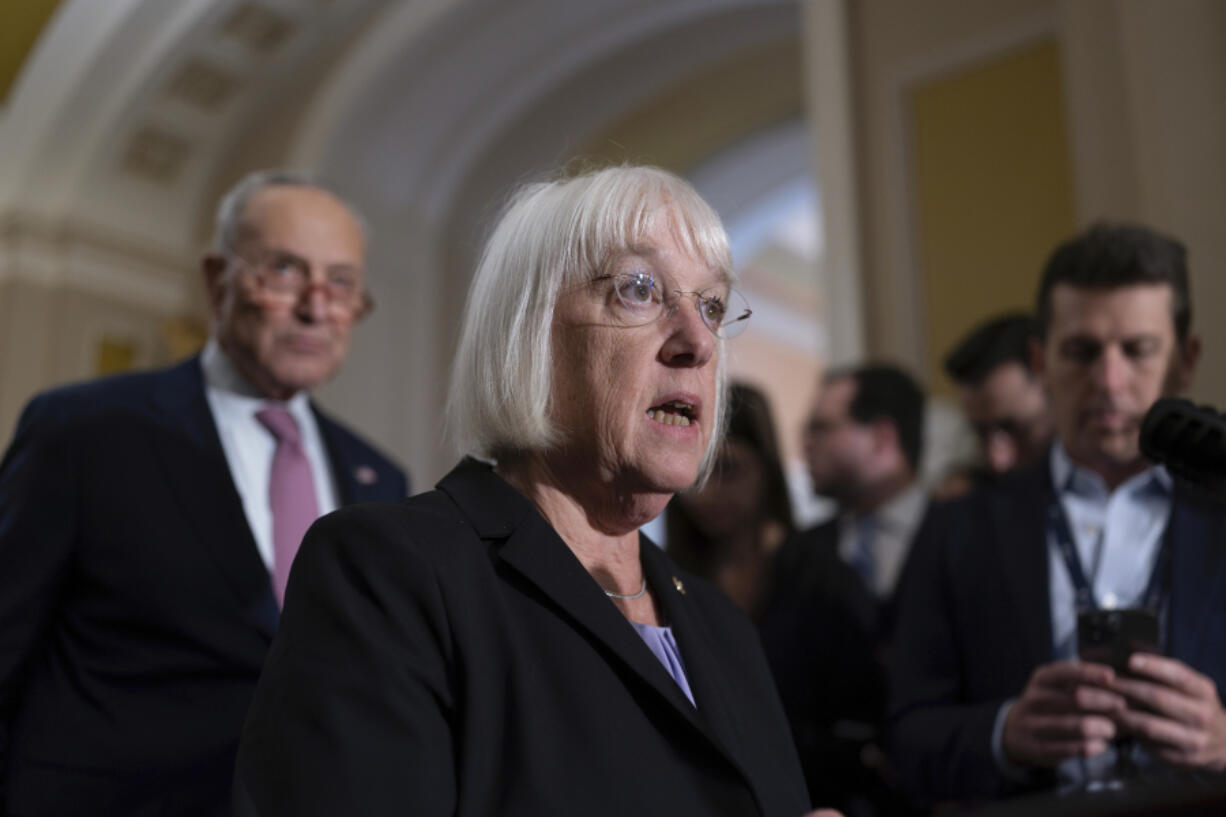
xmin=256 ymin=405 xmax=320 ymax=608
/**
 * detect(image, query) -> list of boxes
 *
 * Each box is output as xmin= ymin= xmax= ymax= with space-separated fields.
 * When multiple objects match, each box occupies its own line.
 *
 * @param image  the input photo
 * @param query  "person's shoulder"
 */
xmin=312 ymin=405 xmax=404 ymax=476
xmin=779 ymin=518 xmax=839 ymax=551
xmin=682 ymin=569 xmax=760 ymax=638
xmin=12 ymin=359 xmax=195 ymax=436
xmin=770 ymin=518 xmax=839 ymax=573
xmin=647 ymin=546 xmax=755 ymax=631
xmin=307 ymin=488 xmax=479 ymax=566
xmin=926 ymin=457 xmax=1047 ymax=523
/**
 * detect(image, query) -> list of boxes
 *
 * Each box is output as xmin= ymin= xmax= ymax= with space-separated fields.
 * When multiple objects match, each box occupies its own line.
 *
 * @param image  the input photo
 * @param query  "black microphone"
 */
xmin=1140 ymin=398 xmax=1226 ymax=493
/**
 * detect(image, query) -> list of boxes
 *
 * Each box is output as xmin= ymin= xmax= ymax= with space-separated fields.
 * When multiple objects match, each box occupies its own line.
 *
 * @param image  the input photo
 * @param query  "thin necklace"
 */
xmin=604 ymin=578 xmax=648 ymax=600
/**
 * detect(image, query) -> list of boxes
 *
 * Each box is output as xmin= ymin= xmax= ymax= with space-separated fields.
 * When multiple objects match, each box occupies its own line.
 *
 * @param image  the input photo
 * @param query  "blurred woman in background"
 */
xmin=666 ymin=381 xmax=795 ymax=616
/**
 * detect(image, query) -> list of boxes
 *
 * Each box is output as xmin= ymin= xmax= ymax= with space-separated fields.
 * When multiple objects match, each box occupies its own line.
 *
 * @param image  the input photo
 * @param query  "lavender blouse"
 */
xmin=629 ymin=620 xmax=696 ymax=707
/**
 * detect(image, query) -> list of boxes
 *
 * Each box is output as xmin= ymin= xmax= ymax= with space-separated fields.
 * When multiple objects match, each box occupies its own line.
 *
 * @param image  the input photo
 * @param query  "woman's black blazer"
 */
xmin=235 ymin=458 xmax=810 ymax=817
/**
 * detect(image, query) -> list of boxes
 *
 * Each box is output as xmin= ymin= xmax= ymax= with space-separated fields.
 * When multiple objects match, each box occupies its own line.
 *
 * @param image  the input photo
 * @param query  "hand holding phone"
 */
xmin=1001 ymin=659 xmax=1123 ymax=769
xmin=1109 ymin=652 xmax=1226 ymax=771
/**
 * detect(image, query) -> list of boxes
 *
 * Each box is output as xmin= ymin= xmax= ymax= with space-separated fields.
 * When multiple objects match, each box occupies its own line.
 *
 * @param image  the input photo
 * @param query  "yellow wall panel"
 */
xmin=909 ymin=38 xmax=1076 ymax=395
xmin=0 ymin=0 xmax=65 ymax=106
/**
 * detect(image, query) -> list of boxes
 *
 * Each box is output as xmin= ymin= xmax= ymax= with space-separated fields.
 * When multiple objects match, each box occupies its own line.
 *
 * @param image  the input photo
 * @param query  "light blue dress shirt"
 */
xmin=992 ymin=442 xmax=1173 ymax=789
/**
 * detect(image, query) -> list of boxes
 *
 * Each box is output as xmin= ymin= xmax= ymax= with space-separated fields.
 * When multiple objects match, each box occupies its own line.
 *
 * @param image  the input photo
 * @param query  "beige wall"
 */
xmin=909 ymin=37 xmax=1075 ymax=397
xmin=847 ymin=0 xmax=1057 ymax=378
xmin=840 ymin=0 xmax=1226 ymax=406
xmin=0 ymin=217 xmax=195 ymax=443
xmin=1060 ymin=0 xmax=1226 ymax=406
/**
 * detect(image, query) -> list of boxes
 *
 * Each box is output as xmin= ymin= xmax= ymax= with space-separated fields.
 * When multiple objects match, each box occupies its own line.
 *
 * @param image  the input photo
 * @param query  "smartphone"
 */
xmin=1077 ymin=608 xmax=1161 ymax=675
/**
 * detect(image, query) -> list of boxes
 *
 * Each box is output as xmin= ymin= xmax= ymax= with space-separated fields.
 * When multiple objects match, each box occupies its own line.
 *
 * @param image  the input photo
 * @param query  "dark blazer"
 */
xmin=887 ymin=457 xmax=1226 ymax=804
xmin=758 ymin=522 xmax=895 ymax=814
xmin=0 ymin=356 xmax=407 ymax=817
xmin=235 ymin=458 xmax=810 ymax=817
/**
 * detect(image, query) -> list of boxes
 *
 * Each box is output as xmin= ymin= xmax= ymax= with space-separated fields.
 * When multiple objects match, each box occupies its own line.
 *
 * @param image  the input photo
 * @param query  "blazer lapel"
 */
xmin=991 ymin=461 xmax=1055 ymax=668
xmin=1166 ymin=486 xmax=1226 ymax=665
xmin=313 ymin=404 xmax=384 ymax=505
xmin=643 ymin=541 xmax=765 ymax=814
xmin=150 ymin=357 xmax=276 ymax=639
xmin=438 ymin=461 xmax=742 ymax=755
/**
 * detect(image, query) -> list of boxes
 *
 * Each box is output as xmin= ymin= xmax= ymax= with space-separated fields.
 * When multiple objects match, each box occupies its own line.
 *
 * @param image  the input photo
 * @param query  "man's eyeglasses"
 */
xmin=591 ymin=272 xmax=752 ymax=339
xmin=228 ymin=247 xmax=371 ymax=317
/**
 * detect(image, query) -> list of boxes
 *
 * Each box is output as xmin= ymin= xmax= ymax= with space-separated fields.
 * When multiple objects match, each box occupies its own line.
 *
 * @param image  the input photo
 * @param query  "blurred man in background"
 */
xmin=0 ymin=170 xmax=407 ymax=816
xmin=941 ymin=312 xmax=1053 ymax=495
xmin=890 ymin=222 xmax=1226 ymax=807
xmin=761 ymin=363 xmax=928 ymax=816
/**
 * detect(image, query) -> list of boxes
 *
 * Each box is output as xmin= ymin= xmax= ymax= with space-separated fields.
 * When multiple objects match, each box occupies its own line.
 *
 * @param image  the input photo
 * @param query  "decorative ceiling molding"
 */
xmin=219 ymin=2 xmax=296 ymax=54
xmin=165 ymin=58 xmax=241 ymax=112
xmin=0 ymin=0 xmax=388 ymax=251
xmin=122 ymin=125 xmax=194 ymax=184
xmin=0 ymin=211 xmax=195 ymax=315
xmin=291 ymin=0 xmax=798 ymax=223
xmin=2 ymin=0 xmax=803 ymax=287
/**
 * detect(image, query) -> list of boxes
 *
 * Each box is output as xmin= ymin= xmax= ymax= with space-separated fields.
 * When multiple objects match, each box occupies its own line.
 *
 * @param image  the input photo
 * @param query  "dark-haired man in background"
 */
xmin=944 ymin=313 xmax=1054 ymax=482
xmin=761 ymin=364 xmax=928 ymax=815
xmin=0 ymin=170 xmax=408 ymax=816
xmin=890 ymin=222 xmax=1226 ymax=807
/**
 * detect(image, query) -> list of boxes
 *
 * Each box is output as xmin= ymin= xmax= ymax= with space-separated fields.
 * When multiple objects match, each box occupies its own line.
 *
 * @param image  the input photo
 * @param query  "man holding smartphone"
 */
xmin=888 ymin=222 xmax=1226 ymax=805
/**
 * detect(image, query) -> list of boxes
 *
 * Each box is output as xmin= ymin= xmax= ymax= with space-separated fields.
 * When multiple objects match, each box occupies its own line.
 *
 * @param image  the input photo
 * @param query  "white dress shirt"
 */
xmin=200 ymin=340 xmax=339 ymax=571
xmin=836 ymin=482 xmax=928 ymax=599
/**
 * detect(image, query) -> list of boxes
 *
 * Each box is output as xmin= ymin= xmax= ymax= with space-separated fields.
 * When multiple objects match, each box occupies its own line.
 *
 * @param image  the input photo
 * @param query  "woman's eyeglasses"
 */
xmin=592 ymin=272 xmax=752 ymax=339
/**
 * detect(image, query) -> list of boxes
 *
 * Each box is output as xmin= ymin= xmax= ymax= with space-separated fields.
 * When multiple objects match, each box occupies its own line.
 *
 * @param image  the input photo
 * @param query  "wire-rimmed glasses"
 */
xmin=591 ymin=271 xmax=752 ymax=339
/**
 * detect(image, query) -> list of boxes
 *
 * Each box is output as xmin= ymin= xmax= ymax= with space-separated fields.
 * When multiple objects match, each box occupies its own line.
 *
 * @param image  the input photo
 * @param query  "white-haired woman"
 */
xmin=236 ymin=166 xmax=839 ymax=817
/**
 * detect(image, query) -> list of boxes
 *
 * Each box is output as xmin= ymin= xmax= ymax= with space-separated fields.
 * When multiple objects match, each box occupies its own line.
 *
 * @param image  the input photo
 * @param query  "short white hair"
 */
xmin=446 ymin=164 xmax=734 ymax=483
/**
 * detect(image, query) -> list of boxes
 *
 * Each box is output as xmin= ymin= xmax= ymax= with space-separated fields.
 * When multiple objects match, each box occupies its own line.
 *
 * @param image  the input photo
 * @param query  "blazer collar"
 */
xmin=438 ymin=461 xmax=698 ymax=714
xmin=150 ymin=356 xmax=277 ymax=639
xmin=436 ymin=458 xmax=762 ymax=800
xmin=642 ymin=540 xmax=768 ymax=815
xmin=312 ymin=402 xmax=383 ymax=505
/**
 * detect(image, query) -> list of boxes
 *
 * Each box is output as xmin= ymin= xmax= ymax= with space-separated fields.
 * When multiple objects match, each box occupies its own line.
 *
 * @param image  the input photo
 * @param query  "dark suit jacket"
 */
xmin=758 ymin=521 xmax=895 ymax=814
xmin=887 ymin=457 xmax=1226 ymax=804
xmin=235 ymin=457 xmax=810 ymax=817
xmin=0 ymin=356 xmax=407 ymax=817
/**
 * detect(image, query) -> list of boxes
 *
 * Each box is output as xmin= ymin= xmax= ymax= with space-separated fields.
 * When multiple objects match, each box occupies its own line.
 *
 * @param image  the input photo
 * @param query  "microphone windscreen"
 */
xmin=1140 ymin=398 xmax=1226 ymax=489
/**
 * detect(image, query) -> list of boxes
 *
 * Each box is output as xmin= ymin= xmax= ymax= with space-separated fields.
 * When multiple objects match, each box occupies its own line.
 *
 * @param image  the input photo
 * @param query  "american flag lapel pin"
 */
xmin=354 ymin=465 xmax=378 ymax=486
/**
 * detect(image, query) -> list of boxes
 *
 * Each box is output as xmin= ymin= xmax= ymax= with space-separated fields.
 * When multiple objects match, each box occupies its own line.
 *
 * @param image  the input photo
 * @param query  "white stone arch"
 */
xmin=287 ymin=0 xmax=811 ymax=482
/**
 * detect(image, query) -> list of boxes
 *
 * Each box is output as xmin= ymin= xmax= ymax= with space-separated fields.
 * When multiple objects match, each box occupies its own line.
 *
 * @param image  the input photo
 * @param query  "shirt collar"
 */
xmin=850 ymin=481 xmax=927 ymax=535
xmin=1049 ymin=440 xmax=1172 ymax=500
xmin=201 ymin=338 xmax=312 ymax=415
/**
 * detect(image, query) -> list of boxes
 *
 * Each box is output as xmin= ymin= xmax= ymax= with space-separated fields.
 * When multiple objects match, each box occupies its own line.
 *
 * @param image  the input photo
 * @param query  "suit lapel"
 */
xmin=991 ymin=461 xmax=1055 ymax=667
xmin=1166 ymin=486 xmax=1226 ymax=665
xmin=643 ymin=541 xmax=765 ymax=814
xmin=314 ymin=405 xmax=359 ymax=504
xmin=438 ymin=461 xmax=751 ymax=768
xmin=150 ymin=357 xmax=276 ymax=639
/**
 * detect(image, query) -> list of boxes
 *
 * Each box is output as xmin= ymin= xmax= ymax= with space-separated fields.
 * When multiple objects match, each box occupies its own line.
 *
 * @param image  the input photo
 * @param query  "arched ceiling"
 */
xmin=0 ymin=0 xmax=805 ymax=345
xmin=294 ymin=0 xmax=799 ymax=222
xmin=2 ymin=0 xmax=800 ymax=250
xmin=1 ymin=0 xmax=388 ymax=253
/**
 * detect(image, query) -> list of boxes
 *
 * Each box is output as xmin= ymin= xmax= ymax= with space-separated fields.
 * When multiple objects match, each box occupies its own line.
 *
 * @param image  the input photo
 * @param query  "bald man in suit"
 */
xmin=0 ymin=170 xmax=408 ymax=817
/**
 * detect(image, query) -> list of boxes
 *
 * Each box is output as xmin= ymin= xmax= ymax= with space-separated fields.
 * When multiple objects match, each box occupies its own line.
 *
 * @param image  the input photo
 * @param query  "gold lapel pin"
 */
xmin=672 ymin=576 xmax=685 ymax=595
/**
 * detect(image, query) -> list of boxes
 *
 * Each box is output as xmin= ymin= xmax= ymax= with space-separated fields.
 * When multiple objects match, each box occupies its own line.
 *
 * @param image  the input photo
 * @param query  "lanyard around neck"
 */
xmin=1046 ymin=500 xmax=1171 ymax=613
